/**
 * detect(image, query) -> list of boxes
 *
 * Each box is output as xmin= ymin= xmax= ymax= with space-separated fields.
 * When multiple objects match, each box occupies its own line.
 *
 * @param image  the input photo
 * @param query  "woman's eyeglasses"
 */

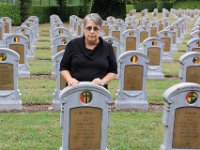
xmin=85 ymin=26 xmax=100 ymax=32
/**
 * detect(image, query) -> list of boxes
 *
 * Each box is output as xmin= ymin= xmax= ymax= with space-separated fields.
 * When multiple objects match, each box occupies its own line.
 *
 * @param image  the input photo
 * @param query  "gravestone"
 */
xmin=15 ymin=26 xmax=35 ymax=60
xmin=0 ymin=20 xmax=5 ymax=46
xmin=115 ymin=51 xmax=149 ymax=110
xmin=143 ymin=37 xmax=165 ymax=79
xmin=5 ymin=34 xmax=30 ymax=78
xmin=137 ymin=25 xmax=150 ymax=51
xmin=104 ymin=36 xmax=121 ymax=78
xmin=2 ymin=17 xmax=12 ymax=37
xmin=52 ymin=50 xmax=66 ymax=109
xmin=147 ymin=22 xmax=159 ymax=37
xmin=59 ymin=82 xmax=112 ymax=150
xmin=187 ymin=38 xmax=200 ymax=52
xmin=109 ymin=24 xmax=124 ymax=45
xmin=179 ymin=51 xmax=200 ymax=84
xmin=51 ymin=27 xmax=72 ymax=43
xmin=122 ymin=29 xmax=139 ymax=52
xmin=0 ymin=48 xmax=22 ymax=111
xmin=160 ymin=82 xmax=200 ymax=150
xmin=158 ymin=30 xmax=174 ymax=62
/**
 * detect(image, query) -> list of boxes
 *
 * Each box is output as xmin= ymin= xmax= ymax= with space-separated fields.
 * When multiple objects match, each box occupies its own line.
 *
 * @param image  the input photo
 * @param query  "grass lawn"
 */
xmin=0 ymin=111 xmax=162 ymax=150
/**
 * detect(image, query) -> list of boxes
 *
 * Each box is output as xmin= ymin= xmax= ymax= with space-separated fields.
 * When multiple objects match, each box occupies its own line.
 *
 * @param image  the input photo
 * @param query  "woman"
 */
xmin=60 ymin=13 xmax=117 ymax=88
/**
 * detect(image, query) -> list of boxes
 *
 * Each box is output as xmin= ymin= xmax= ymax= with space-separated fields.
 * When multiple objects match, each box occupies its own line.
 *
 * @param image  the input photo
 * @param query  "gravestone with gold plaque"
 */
xmin=147 ymin=22 xmax=159 ymax=38
xmin=158 ymin=30 xmax=174 ymax=62
xmin=1 ymin=17 xmax=12 ymax=37
xmin=179 ymin=52 xmax=200 ymax=84
xmin=51 ymin=35 xmax=72 ymax=59
xmin=0 ymin=48 xmax=22 ymax=111
xmin=0 ymin=20 xmax=5 ymax=46
xmin=143 ymin=37 xmax=165 ymax=79
xmin=137 ymin=25 xmax=150 ymax=51
xmin=52 ymin=50 xmax=66 ymax=110
xmin=115 ymin=51 xmax=149 ymax=110
xmin=122 ymin=29 xmax=139 ymax=52
xmin=160 ymin=82 xmax=200 ymax=150
xmin=165 ymin=25 xmax=179 ymax=53
xmin=59 ymin=82 xmax=112 ymax=150
xmin=5 ymin=34 xmax=30 ymax=78
xmin=51 ymin=27 xmax=72 ymax=44
xmin=51 ymin=35 xmax=72 ymax=78
xmin=187 ymin=38 xmax=200 ymax=52
xmin=15 ymin=26 xmax=35 ymax=60
xmin=109 ymin=24 xmax=124 ymax=48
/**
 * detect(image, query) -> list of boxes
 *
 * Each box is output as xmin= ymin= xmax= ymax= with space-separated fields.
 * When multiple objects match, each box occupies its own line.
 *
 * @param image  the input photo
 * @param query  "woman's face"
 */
xmin=84 ymin=21 xmax=101 ymax=44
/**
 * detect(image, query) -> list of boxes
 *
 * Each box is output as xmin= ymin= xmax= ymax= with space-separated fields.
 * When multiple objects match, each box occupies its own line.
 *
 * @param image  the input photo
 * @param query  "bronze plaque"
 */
xmin=173 ymin=107 xmax=200 ymax=149
xmin=186 ymin=66 xmax=200 ymax=84
xmin=126 ymin=37 xmax=136 ymax=51
xmin=148 ymin=47 xmax=160 ymax=66
xmin=124 ymin=65 xmax=143 ymax=90
xmin=192 ymin=48 xmax=200 ymax=52
xmin=60 ymin=73 xmax=66 ymax=90
xmin=78 ymin=25 xmax=81 ymax=35
xmin=0 ymin=63 xmax=14 ymax=90
xmin=159 ymin=24 xmax=163 ymax=31
xmin=163 ymin=37 xmax=171 ymax=52
xmin=69 ymin=107 xmax=102 ymax=150
xmin=140 ymin=31 xmax=148 ymax=43
xmin=57 ymin=45 xmax=66 ymax=53
xmin=112 ymin=31 xmax=120 ymax=41
xmin=9 ymin=44 xmax=24 ymax=64
xmin=113 ymin=47 xmax=117 ymax=56
xmin=0 ymin=27 xmax=2 ymax=40
xmin=103 ymin=26 xmax=109 ymax=36
xmin=150 ymin=27 xmax=157 ymax=37
xmin=4 ymin=22 xmax=9 ymax=33
xmin=172 ymin=32 xmax=176 ymax=44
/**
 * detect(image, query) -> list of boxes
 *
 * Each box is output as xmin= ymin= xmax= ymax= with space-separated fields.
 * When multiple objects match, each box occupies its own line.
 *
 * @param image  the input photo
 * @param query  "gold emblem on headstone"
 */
xmin=186 ymin=92 xmax=198 ymax=104
xmin=0 ymin=53 xmax=7 ymax=61
xmin=131 ymin=55 xmax=138 ymax=64
xmin=80 ymin=91 xmax=92 ymax=104
xmin=196 ymin=41 xmax=200 ymax=47
xmin=152 ymin=40 xmax=158 ymax=46
xmin=14 ymin=37 xmax=20 ymax=43
xmin=193 ymin=57 xmax=200 ymax=64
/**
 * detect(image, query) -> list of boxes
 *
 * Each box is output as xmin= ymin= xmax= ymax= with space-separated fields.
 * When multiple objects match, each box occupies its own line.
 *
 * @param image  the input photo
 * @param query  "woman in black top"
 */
xmin=60 ymin=13 xmax=117 ymax=88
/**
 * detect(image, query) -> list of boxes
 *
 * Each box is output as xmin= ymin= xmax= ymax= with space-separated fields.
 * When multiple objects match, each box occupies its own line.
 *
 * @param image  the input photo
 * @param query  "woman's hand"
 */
xmin=92 ymin=78 xmax=104 ymax=86
xmin=67 ymin=78 xmax=79 ymax=86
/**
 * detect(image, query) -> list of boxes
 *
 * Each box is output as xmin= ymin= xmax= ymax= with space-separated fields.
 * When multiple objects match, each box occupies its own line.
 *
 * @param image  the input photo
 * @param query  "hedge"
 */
xmin=173 ymin=1 xmax=200 ymax=9
xmin=134 ymin=1 xmax=157 ymax=12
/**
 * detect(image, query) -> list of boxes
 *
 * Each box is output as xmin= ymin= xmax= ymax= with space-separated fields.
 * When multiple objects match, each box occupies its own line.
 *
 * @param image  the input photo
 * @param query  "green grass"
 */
xmin=28 ymin=60 xmax=52 ymax=75
xmin=0 ymin=112 xmax=62 ymax=150
xmin=19 ymin=78 xmax=55 ymax=104
xmin=34 ymin=49 xmax=51 ymax=60
xmin=0 ymin=111 xmax=163 ymax=150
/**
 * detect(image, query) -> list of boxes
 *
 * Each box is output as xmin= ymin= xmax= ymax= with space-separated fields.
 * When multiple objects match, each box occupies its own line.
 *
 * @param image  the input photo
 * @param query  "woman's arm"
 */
xmin=60 ymin=70 xmax=79 ymax=86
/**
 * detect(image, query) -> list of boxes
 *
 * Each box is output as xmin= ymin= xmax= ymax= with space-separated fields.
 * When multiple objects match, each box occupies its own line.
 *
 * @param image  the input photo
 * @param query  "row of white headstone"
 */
xmin=0 ymin=16 xmax=39 ymax=111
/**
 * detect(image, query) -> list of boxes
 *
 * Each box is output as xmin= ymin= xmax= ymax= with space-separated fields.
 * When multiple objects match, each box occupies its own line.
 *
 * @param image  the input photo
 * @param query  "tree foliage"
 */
xmin=91 ymin=0 xmax=126 ymax=19
xmin=19 ymin=0 xmax=32 ymax=22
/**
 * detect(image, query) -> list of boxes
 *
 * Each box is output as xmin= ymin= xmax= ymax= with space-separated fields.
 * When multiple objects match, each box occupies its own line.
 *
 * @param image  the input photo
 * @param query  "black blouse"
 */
xmin=60 ymin=36 xmax=117 ymax=83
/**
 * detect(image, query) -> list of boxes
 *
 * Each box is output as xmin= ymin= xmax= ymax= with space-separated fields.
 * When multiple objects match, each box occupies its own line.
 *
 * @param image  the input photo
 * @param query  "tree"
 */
xmin=91 ymin=0 xmax=126 ymax=19
xmin=19 ymin=0 xmax=32 ymax=22
xmin=55 ymin=0 xmax=67 ymax=20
